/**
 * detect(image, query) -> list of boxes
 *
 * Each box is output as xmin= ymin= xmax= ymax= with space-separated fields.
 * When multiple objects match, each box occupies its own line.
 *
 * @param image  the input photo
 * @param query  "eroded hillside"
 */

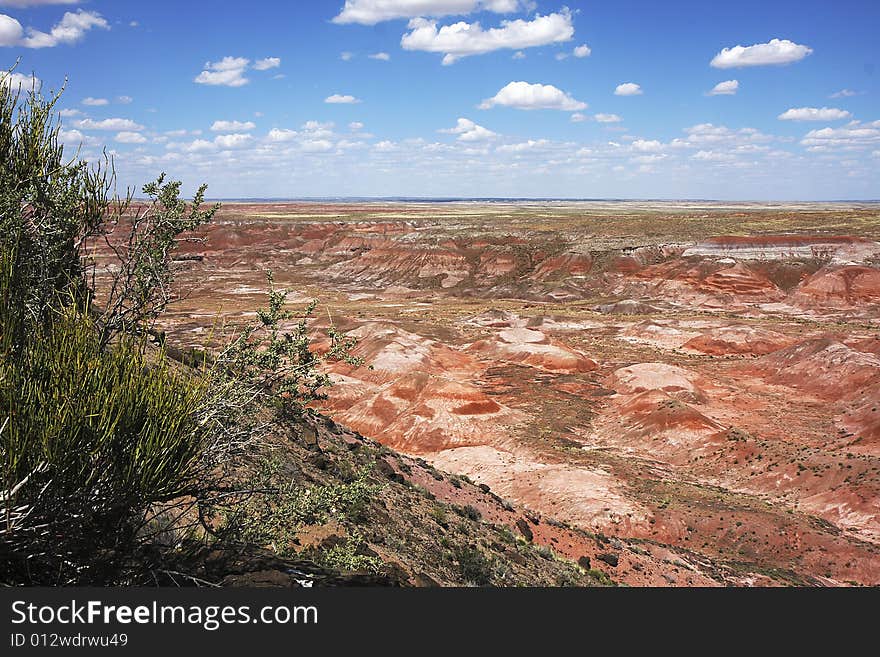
xmin=91 ymin=201 xmax=880 ymax=586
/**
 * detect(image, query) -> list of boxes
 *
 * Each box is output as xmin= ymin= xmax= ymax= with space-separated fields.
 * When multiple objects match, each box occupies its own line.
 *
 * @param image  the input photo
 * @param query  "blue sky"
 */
xmin=1 ymin=0 xmax=878 ymax=199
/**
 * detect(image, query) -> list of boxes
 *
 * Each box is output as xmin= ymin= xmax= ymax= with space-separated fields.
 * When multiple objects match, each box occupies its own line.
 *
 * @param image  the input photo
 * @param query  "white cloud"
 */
xmin=594 ymin=113 xmax=622 ymax=123
xmin=440 ymin=117 xmax=497 ymax=141
xmin=631 ymin=139 xmax=662 ymax=152
xmin=671 ymin=123 xmax=775 ymax=150
xmin=58 ymin=128 xmax=85 ymax=143
xmin=710 ymin=38 xmax=812 ymax=68
xmin=830 ymin=89 xmax=859 ymax=99
xmin=374 ymin=140 xmax=397 ymax=152
xmin=692 ymin=150 xmax=733 ymax=161
xmin=0 ymin=14 xmax=23 ymax=46
xmin=211 ymin=119 xmax=256 ymax=131
xmin=302 ymin=120 xmax=334 ymax=133
xmin=17 ymin=9 xmax=108 ymax=48
xmin=800 ymin=121 xmax=880 ymax=150
xmin=497 ymin=139 xmax=550 ymax=153
xmin=115 ymin=131 xmax=147 ymax=144
xmin=253 ymin=57 xmax=281 ymax=70
xmin=58 ymin=107 xmax=81 ymax=117
xmin=778 ymin=107 xmax=851 ymax=121
xmin=340 ymin=51 xmax=354 ymax=61
xmin=368 ymin=52 xmax=390 ymax=61
xmin=570 ymin=112 xmax=587 ymax=123
xmin=512 ymin=50 xmax=525 ymax=60
xmin=116 ymin=95 xmax=133 ymax=104
xmin=333 ymin=0 xmax=527 ymax=25
xmin=214 ymin=133 xmax=254 ymax=149
xmin=267 ymin=128 xmax=298 ymax=143
xmin=708 ymin=79 xmax=738 ymax=96
xmin=479 ymin=81 xmax=586 ymax=111
xmin=0 ymin=70 xmax=40 ymax=91
xmin=301 ymin=139 xmax=333 ymax=152
xmin=194 ymin=56 xmax=250 ymax=87
xmin=573 ymin=44 xmax=591 ymax=58
xmin=74 ymin=117 xmax=144 ymax=131
xmin=179 ymin=139 xmax=215 ymax=154
xmin=349 ymin=121 xmax=365 ymax=131
xmin=614 ymin=82 xmax=642 ymax=96
xmin=325 ymin=94 xmax=362 ymax=104
xmin=554 ymin=52 xmax=567 ymax=61
xmin=401 ymin=10 xmax=574 ymax=64
xmin=82 ymin=96 xmax=108 ymax=106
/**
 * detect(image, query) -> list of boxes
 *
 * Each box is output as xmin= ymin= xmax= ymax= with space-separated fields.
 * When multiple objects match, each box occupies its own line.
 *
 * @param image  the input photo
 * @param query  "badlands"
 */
xmin=126 ymin=200 xmax=880 ymax=585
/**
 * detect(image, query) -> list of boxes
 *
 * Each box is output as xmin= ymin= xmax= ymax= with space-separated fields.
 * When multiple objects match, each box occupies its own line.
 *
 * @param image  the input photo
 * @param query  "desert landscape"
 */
xmin=88 ymin=199 xmax=879 ymax=586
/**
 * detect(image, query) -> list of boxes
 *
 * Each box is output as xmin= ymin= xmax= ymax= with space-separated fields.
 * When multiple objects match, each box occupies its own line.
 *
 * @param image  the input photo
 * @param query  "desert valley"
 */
xmin=89 ymin=200 xmax=880 ymax=587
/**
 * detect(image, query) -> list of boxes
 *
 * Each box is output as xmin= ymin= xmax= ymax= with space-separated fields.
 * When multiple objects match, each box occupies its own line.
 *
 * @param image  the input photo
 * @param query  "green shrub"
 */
xmin=317 ymin=531 xmax=382 ymax=574
xmin=453 ymin=544 xmax=493 ymax=586
xmin=0 ymin=301 xmax=218 ymax=583
xmin=230 ymin=458 xmax=379 ymax=556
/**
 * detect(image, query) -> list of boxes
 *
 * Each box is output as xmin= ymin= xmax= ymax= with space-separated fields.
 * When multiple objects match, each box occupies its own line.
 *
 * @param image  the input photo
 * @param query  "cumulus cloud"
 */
xmin=708 ymin=79 xmax=738 ymax=96
xmin=631 ymin=139 xmax=662 ymax=152
xmin=497 ymin=139 xmax=551 ymax=153
xmin=211 ymin=119 xmax=256 ymax=131
xmin=340 ymin=51 xmax=354 ymax=61
xmin=333 ymin=0 xmax=527 ymax=25
xmin=800 ymin=121 xmax=880 ymax=150
xmin=479 ymin=81 xmax=586 ymax=111
xmin=368 ymin=52 xmax=390 ymax=61
xmin=570 ymin=112 xmax=587 ymax=122
xmin=253 ymin=57 xmax=281 ymax=70
xmin=6 ymin=9 xmax=109 ymax=49
xmin=74 ymin=117 xmax=144 ymax=131
xmin=116 ymin=95 xmax=133 ymax=104
xmin=301 ymin=139 xmax=333 ymax=152
xmin=710 ymin=38 xmax=812 ymax=68
xmin=349 ymin=121 xmax=365 ymax=131
xmin=0 ymin=70 xmax=40 ymax=91
xmin=670 ymin=123 xmax=775 ymax=150
xmin=594 ymin=113 xmax=622 ymax=123
xmin=0 ymin=14 xmax=23 ymax=46
xmin=214 ymin=133 xmax=254 ymax=149
xmin=572 ymin=44 xmax=591 ymax=58
xmin=267 ymin=128 xmax=298 ymax=143
xmin=115 ymin=131 xmax=147 ymax=144
xmin=692 ymin=150 xmax=733 ymax=161
xmin=58 ymin=128 xmax=86 ymax=143
xmin=778 ymin=107 xmax=851 ymax=121
xmin=440 ymin=117 xmax=497 ymax=141
xmin=325 ymin=94 xmax=362 ymax=104
xmin=82 ymin=96 xmax=108 ymax=106
xmin=58 ymin=107 xmax=81 ymax=117
xmin=195 ymin=56 xmax=251 ymax=87
xmin=614 ymin=82 xmax=642 ymax=96
xmin=401 ymin=9 xmax=574 ymax=65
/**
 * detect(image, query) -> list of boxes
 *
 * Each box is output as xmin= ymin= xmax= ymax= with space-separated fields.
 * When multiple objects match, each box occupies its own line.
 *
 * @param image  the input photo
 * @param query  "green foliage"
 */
xmin=97 ymin=174 xmax=219 ymax=343
xmin=316 ymin=531 xmax=382 ymax=574
xmin=230 ymin=456 xmax=379 ymax=556
xmin=453 ymin=544 xmax=494 ymax=586
xmin=0 ymin=68 xmax=366 ymax=584
xmin=216 ymin=271 xmax=364 ymax=417
xmin=0 ymin=300 xmax=218 ymax=583
xmin=0 ymin=71 xmax=237 ymax=584
xmin=0 ymin=69 xmax=111 ymax=334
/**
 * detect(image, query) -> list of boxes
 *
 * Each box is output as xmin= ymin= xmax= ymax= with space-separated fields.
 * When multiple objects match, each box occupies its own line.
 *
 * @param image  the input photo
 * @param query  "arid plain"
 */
xmin=107 ymin=201 xmax=880 ymax=586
